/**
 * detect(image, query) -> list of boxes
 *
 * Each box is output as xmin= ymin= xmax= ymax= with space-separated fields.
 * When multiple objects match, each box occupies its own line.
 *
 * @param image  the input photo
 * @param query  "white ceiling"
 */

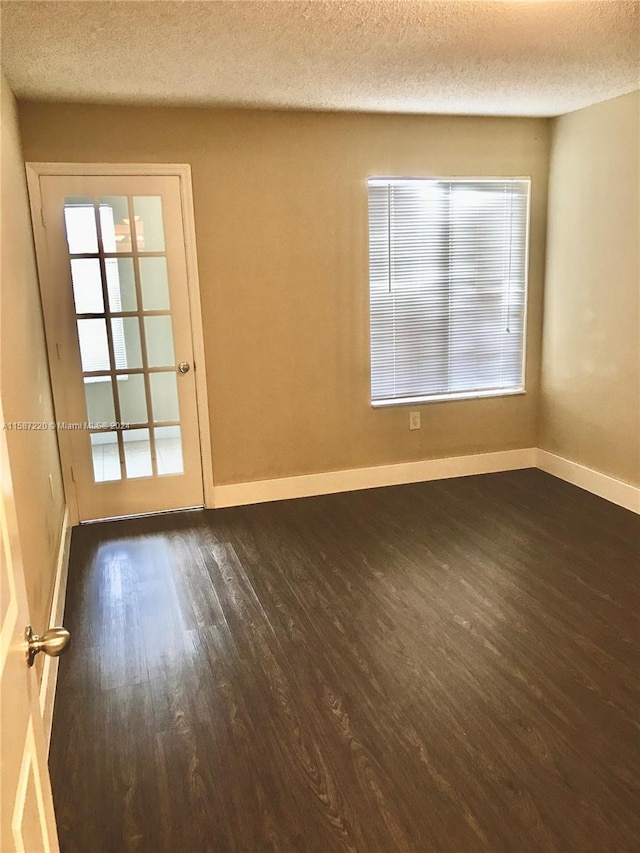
xmin=1 ymin=0 xmax=639 ymax=117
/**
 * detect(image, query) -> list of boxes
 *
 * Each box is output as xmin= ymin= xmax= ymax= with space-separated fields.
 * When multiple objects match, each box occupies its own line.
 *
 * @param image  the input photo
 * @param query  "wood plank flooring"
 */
xmin=49 ymin=469 xmax=640 ymax=852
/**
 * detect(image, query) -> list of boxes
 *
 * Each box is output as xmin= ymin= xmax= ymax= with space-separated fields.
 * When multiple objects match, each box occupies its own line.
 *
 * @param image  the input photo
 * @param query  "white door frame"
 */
xmin=26 ymin=163 xmax=214 ymax=525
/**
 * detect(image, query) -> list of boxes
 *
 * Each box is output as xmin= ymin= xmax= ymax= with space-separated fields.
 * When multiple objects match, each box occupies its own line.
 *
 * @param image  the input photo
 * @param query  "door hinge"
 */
xmin=55 ymin=342 xmax=61 ymax=360
xmin=40 ymin=207 xmax=46 ymax=228
xmin=70 ymin=466 xmax=75 ymax=484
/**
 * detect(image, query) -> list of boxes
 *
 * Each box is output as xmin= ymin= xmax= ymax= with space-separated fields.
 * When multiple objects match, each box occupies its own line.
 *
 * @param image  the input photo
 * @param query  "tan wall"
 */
xmin=1 ymin=75 xmax=65 ymax=647
xmin=19 ymin=102 xmax=550 ymax=485
xmin=541 ymin=91 xmax=640 ymax=486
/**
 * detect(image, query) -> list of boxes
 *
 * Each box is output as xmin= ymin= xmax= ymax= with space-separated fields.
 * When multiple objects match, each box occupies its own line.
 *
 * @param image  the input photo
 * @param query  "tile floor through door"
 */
xmin=90 ymin=436 xmax=183 ymax=481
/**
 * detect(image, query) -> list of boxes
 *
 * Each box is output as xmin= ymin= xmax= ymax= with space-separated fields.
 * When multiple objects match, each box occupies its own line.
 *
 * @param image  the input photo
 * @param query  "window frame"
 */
xmin=367 ymin=175 xmax=531 ymax=408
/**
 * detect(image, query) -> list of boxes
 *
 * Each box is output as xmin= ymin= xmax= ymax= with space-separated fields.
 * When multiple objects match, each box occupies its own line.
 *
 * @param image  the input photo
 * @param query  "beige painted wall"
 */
xmin=1 ymin=74 xmax=65 ymax=648
xmin=19 ymin=102 xmax=550 ymax=485
xmin=541 ymin=91 xmax=640 ymax=486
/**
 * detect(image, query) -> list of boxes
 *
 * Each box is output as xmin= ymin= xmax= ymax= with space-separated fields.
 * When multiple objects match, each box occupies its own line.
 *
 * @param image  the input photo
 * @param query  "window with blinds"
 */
xmin=368 ymin=177 xmax=530 ymax=406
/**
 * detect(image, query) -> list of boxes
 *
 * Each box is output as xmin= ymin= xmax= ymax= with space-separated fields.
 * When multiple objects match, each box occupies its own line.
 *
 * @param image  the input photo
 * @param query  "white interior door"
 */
xmin=0 ymin=402 xmax=60 ymax=853
xmin=36 ymin=174 xmax=205 ymax=521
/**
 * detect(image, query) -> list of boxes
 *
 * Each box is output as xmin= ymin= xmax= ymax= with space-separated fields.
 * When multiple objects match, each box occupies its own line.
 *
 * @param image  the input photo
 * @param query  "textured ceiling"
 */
xmin=1 ymin=0 xmax=639 ymax=117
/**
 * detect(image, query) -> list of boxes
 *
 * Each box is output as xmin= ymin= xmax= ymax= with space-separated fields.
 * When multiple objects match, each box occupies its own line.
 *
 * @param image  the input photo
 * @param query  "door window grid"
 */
xmin=65 ymin=196 xmax=183 ymax=483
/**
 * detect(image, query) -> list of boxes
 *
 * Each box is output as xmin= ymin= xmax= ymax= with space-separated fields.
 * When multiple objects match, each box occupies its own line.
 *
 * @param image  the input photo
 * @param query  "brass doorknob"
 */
xmin=178 ymin=361 xmax=190 ymax=374
xmin=25 ymin=625 xmax=70 ymax=667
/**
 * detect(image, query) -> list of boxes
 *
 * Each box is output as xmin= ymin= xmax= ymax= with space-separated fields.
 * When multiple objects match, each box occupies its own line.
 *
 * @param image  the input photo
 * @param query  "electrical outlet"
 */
xmin=409 ymin=411 xmax=421 ymax=430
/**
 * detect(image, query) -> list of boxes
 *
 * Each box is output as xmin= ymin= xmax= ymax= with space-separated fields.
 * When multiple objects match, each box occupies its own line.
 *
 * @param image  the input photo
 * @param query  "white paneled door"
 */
xmin=0 ymin=404 xmax=60 ymax=852
xmin=32 ymin=170 xmax=208 ymax=521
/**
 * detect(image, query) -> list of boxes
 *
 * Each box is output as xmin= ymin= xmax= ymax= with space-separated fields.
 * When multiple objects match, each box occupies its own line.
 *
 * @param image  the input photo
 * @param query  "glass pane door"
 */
xmin=63 ymin=194 xmax=184 ymax=484
xmin=39 ymin=172 xmax=204 ymax=521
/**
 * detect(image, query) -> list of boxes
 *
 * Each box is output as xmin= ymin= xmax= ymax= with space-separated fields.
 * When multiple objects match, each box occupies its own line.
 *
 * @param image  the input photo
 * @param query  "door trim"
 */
xmin=12 ymin=718 xmax=58 ymax=853
xmin=26 ymin=163 xmax=214 ymax=524
xmin=38 ymin=507 xmax=71 ymax=752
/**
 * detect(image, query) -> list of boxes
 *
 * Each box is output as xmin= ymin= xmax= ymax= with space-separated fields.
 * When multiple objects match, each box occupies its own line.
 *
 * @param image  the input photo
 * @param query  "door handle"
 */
xmin=25 ymin=625 xmax=70 ymax=667
xmin=178 ymin=361 xmax=190 ymax=375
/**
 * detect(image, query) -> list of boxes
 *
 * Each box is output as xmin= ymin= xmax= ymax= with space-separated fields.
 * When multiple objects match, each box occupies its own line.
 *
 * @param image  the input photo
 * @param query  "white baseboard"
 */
xmin=212 ymin=447 xmax=537 ymax=507
xmin=212 ymin=447 xmax=639 ymax=515
xmin=39 ymin=506 xmax=71 ymax=752
xmin=536 ymin=449 xmax=640 ymax=514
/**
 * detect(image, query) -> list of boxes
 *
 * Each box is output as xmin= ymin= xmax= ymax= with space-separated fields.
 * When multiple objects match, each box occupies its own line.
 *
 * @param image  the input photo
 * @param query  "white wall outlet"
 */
xmin=409 ymin=411 xmax=421 ymax=430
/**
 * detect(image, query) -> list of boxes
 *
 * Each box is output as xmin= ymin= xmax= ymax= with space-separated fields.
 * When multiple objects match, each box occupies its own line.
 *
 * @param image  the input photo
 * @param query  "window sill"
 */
xmin=371 ymin=388 xmax=526 ymax=408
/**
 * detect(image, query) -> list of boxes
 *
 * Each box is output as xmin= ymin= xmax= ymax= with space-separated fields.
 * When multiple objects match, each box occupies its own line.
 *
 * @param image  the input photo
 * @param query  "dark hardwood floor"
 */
xmin=49 ymin=469 xmax=640 ymax=852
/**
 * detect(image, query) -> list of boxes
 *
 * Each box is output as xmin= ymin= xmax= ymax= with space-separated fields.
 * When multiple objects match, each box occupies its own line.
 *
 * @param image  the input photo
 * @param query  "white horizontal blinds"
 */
xmin=368 ymin=178 xmax=530 ymax=404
